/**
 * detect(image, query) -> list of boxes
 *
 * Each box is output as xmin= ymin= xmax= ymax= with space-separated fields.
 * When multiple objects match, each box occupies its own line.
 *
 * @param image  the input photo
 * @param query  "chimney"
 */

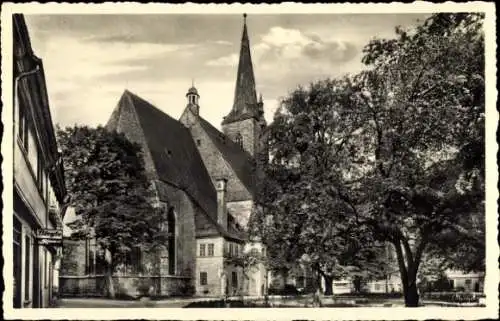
xmin=216 ymin=178 xmax=227 ymax=229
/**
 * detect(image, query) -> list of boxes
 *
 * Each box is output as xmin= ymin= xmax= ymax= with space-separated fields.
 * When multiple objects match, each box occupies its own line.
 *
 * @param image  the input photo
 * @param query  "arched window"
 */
xmin=167 ymin=208 xmax=176 ymax=275
xmin=235 ymin=133 xmax=243 ymax=148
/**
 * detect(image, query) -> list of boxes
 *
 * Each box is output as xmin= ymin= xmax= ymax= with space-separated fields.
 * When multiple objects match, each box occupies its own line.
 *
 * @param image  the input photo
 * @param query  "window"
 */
xmin=196 ymin=139 xmax=201 ymax=146
xmin=199 ymin=244 xmax=206 ymax=257
xmin=235 ymin=133 xmax=243 ymax=148
xmin=229 ymin=243 xmax=233 ymax=257
xmin=18 ymin=101 xmax=29 ymax=151
xmin=232 ymin=271 xmax=238 ymax=288
xmin=37 ymin=153 xmax=45 ymax=198
xmin=167 ymin=209 xmax=176 ymax=275
xmin=235 ymin=244 xmax=239 ymax=257
xmin=374 ymin=283 xmax=381 ymax=291
xmin=208 ymin=243 xmax=214 ymax=256
xmin=200 ymin=272 xmax=208 ymax=286
xmin=24 ymin=234 xmax=31 ymax=301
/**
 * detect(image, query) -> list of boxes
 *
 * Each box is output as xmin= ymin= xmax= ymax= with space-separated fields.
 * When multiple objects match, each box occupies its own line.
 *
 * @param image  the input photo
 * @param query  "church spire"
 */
xmin=222 ymin=13 xmax=259 ymax=125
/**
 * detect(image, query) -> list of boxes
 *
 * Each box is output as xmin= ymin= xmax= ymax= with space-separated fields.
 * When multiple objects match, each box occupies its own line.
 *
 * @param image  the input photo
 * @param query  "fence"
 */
xmin=59 ymin=275 xmax=192 ymax=298
xmin=422 ymin=291 xmax=485 ymax=303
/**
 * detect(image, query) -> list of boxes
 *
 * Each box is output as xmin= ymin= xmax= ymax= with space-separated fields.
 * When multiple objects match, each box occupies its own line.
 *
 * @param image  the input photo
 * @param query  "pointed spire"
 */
xmin=222 ymin=13 xmax=258 ymax=125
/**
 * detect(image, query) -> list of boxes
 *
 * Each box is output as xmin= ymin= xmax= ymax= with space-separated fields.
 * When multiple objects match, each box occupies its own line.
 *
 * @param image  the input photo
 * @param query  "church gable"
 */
xmin=107 ymin=90 xmax=218 ymax=218
xmin=106 ymin=91 xmax=159 ymax=181
xmin=181 ymin=114 xmax=255 ymax=203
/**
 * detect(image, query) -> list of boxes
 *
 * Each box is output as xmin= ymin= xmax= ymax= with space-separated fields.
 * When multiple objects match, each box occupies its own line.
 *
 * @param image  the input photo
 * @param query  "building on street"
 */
xmin=13 ymin=13 xmax=68 ymax=308
xmin=60 ymin=14 xmax=268 ymax=298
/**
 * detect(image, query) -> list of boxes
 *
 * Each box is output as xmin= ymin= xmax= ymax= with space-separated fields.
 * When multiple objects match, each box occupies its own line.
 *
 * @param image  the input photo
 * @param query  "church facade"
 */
xmin=60 ymin=14 xmax=267 ymax=298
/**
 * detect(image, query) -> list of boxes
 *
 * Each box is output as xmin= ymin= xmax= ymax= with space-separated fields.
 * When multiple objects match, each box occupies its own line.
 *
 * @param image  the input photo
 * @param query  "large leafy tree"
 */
xmin=251 ymin=12 xmax=485 ymax=307
xmin=250 ymin=77 xmax=378 ymax=296
xmin=354 ymin=12 xmax=485 ymax=306
xmin=57 ymin=125 xmax=165 ymax=297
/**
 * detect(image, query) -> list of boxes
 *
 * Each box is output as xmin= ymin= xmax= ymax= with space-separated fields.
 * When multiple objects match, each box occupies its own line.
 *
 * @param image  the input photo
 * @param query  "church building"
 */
xmin=60 ymin=14 xmax=268 ymax=298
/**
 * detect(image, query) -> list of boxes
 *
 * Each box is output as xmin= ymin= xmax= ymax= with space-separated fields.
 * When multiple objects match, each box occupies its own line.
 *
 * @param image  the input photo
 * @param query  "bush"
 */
xmin=268 ymin=284 xmax=300 ymax=296
xmin=423 ymin=292 xmax=485 ymax=303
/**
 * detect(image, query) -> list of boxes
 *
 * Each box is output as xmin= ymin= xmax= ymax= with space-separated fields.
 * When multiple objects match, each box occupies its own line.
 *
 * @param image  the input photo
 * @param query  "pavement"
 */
xmin=55 ymin=297 xmax=214 ymax=308
xmin=54 ymin=296 xmax=483 ymax=308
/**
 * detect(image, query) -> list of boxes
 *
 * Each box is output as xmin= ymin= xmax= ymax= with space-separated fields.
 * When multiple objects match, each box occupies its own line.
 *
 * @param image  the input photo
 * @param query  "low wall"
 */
xmin=59 ymin=275 xmax=192 ymax=298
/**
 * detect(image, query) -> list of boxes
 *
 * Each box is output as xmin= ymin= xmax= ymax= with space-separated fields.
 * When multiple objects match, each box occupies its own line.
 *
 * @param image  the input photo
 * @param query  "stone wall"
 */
xmin=227 ymin=200 xmax=253 ymax=229
xmin=181 ymin=111 xmax=252 ymax=202
xmin=154 ymin=180 xmax=197 ymax=280
xmin=59 ymin=275 xmax=192 ymax=298
xmin=222 ymin=118 xmax=260 ymax=158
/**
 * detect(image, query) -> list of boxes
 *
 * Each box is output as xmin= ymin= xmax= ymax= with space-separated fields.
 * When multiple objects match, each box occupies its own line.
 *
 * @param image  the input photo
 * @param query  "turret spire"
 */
xmin=222 ymin=13 xmax=259 ymax=125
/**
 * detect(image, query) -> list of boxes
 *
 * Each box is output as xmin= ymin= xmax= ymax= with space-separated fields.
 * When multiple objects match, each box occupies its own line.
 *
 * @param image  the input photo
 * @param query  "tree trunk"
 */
xmin=404 ymin=281 xmax=419 ymax=307
xmin=323 ymin=275 xmax=334 ymax=296
xmin=105 ymin=263 xmax=116 ymax=299
xmin=281 ymin=269 xmax=289 ymax=286
xmin=353 ymin=276 xmax=362 ymax=293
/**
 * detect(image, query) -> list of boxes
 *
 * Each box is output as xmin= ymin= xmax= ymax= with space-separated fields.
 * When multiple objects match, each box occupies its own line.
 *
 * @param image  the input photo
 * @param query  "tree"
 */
xmin=353 ymin=12 xmax=485 ymax=306
xmin=57 ymin=125 xmax=165 ymax=298
xmin=249 ymin=77 xmax=379 ymax=297
xmin=251 ymin=12 xmax=485 ymax=307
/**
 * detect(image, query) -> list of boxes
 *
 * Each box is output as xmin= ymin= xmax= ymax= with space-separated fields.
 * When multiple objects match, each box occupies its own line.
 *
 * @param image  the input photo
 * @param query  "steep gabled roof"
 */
xmin=198 ymin=116 xmax=256 ymax=196
xmin=110 ymin=90 xmax=218 ymax=217
xmin=107 ymin=90 xmax=247 ymax=241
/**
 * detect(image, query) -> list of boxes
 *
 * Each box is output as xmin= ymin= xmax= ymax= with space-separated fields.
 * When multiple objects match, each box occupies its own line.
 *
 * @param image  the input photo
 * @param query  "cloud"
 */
xmin=211 ymin=40 xmax=233 ymax=46
xmin=206 ymin=53 xmax=239 ymax=66
xmin=207 ymin=26 xmax=358 ymax=67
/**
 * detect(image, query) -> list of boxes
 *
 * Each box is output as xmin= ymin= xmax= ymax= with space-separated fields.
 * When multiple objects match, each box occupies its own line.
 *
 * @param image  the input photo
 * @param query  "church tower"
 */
xmin=222 ymin=14 xmax=266 ymax=158
xmin=180 ymin=83 xmax=200 ymax=128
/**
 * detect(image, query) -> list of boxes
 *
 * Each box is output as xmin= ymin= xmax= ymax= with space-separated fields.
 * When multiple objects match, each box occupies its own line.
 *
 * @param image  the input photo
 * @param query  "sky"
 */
xmin=25 ymin=13 xmax=428 ymax=130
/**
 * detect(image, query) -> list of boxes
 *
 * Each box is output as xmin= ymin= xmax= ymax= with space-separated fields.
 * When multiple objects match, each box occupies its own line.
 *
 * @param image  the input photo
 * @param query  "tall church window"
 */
xmin=235 ymin=133 xmax=243 ymax=148
xmin=167 ymin=208 xmax=176 ymax=275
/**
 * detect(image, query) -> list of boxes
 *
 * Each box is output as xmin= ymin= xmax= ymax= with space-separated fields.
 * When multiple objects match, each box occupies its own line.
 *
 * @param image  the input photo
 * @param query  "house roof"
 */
xmin=111 ymin=90 xmax=218 ymax=218
xmin=198 ymin=116 xmax=256 ymax=197
xmin=107 ymin=90 xmax=246 ymax=241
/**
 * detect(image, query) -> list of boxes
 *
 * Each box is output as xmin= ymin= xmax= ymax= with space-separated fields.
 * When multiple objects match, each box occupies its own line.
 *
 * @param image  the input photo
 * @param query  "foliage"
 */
xmin=251 ymin=12 xmax=485 ymax=307
xmin=57 ymin=125 xmax=166 ymax=272
xmin=356 ymin=12 xmax=485 ymax=306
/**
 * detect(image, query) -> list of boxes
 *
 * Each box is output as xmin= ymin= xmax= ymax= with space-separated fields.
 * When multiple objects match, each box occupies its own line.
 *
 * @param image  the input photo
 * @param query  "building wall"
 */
xmin=154 ymin=180 xmax=197 ymax=280
xmin=181 ymin=111 xmax=252 ymax=202
xmin=227 ymin=200 xmax=253 ymax=230
xmin=222 ymin=118 xmax=260 ymax=158
xmin=366 ymin=274 xmax=403 ymax=293
xmin=14 ymin=132 xmax=47 ymax=227
xmin=14 ymin=78 xmax=63 ymax=309
xmin=195 ymin=237 xmax=224 ymax=296
xmin=446 ymin=270 xmax=484 ymax=292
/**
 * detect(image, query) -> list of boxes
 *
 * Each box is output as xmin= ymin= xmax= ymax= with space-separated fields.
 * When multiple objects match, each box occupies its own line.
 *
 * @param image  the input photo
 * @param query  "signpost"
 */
xmin=36 ymin=229 xmax=63 ymax=246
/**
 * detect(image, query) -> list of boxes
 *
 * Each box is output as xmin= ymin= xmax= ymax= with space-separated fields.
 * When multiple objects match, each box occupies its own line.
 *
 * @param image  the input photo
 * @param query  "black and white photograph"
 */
xmin=1 ymin=2 xmax=497 ymax=320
